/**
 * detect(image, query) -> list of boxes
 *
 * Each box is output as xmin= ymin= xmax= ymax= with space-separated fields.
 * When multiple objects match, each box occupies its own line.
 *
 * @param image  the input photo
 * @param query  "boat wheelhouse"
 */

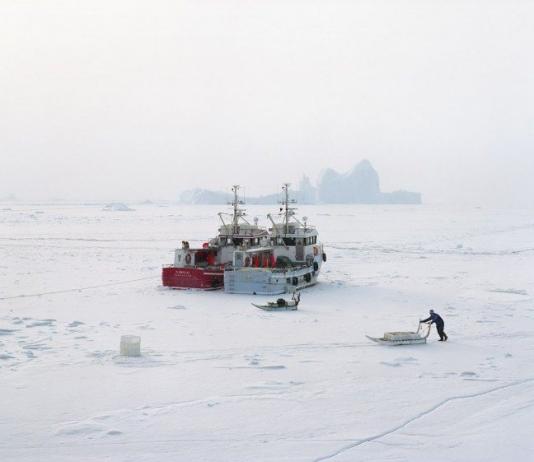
xmin=162 ymin=185 xmax=267 ymax=289
xmin=224 ymin=184 xmax=326 ymax=294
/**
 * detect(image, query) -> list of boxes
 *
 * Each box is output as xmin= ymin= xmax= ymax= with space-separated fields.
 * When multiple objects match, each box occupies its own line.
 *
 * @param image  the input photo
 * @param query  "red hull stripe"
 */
xmin=162 ymin=267 xmax=224 ymax=289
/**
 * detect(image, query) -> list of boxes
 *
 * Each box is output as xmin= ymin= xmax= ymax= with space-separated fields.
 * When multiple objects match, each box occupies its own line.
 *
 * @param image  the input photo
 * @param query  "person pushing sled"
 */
xmin=420 ymin=309 xmax=448 ymax=341
xmin=366 ymin=309 xmax=447 ymax=346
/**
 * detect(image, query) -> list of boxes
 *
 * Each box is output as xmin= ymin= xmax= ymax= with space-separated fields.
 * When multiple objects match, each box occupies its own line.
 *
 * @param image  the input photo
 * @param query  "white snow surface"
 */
xmin=1 ymin=203 xmax=534 ymax=462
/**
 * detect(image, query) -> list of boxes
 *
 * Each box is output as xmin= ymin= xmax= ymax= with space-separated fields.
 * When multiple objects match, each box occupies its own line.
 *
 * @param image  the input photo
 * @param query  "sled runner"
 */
xmin=366 ymin=322 xmax=431 ymax=345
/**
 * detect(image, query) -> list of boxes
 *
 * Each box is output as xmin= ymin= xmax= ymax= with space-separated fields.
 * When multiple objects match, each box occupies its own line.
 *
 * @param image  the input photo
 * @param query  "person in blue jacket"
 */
xmin=420 ymin=309 xmax=448 ymax=341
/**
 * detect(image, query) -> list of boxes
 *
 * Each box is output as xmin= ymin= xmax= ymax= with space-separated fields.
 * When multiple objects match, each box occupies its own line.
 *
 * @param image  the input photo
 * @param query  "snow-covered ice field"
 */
xmin=1 ymin=203 xmax=534 ymax=462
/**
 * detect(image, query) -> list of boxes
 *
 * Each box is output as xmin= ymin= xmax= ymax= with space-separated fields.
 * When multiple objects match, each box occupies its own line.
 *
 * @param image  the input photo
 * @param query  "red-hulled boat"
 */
xmin=162 ymin=244 xmax=225 ymax=289
xmin=162 ymin=185 xmax=268 ymax=289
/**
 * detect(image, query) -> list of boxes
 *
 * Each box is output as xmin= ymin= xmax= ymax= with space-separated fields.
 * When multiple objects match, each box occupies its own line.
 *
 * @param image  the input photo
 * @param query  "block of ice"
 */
xmin=120 ymin=335 xmax=141 ymax=357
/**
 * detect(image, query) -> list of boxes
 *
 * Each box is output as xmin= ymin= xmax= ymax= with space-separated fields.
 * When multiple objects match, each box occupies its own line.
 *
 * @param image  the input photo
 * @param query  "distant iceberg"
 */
xmin=0 ymin=194 xmax=18 ymax=202
xmin=179 ymin=189 xmax=232 ymax=205
xmin=102 ymin=202 xmax=134 ymax=212
xmin=317 ymin=160 xmax=421 ymax=204
xmin=179 ymin=160 xmax=421 ymax=205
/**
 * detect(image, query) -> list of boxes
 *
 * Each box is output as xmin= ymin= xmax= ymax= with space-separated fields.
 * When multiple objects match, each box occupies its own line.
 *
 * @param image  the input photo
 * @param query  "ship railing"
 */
xmin=269 ymin=225 xmax=317 ymax=234
xmin=224 ymin=263 xmax=313 ymax=274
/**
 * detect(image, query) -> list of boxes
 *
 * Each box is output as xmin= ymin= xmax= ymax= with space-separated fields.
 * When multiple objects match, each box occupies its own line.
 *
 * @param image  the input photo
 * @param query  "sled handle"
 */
xmin=416 ymin=322 xmax=432 ymax=338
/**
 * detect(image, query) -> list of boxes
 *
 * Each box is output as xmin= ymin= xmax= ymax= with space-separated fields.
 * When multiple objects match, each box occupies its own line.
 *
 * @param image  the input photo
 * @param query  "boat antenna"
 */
xmin=230 ymin=185 xmax=245 ymax=234
xmin=280 ymin=183 xmax=297 ymax=235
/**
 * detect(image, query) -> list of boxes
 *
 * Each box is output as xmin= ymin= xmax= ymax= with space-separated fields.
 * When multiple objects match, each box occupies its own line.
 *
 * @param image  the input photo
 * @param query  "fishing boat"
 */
xmin=162 ymin=186 xmax=268 ymax=289
xmin=224 ymin=184 xmax=326 ymax=294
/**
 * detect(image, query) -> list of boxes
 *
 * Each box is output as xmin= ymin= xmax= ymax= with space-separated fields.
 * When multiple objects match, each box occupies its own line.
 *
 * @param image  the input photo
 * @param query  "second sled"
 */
xmin=252 ymin=293 xmax=300 ymax=311
xmin=252 ymin=302 xmax=299 ymax=311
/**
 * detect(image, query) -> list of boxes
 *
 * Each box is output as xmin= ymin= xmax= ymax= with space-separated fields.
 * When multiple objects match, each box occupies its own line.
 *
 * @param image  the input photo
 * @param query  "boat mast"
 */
xmin=231 ymin=185 xmax=244 ymax=235
xmin=283 ymin=183 xmax=289 ymax=235
xmin=281 ymin=183 xmax=296 ymax=235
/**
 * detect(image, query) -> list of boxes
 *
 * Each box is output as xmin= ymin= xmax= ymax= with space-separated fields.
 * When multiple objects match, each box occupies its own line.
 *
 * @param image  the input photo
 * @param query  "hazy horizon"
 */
xmin=2 ymin=1 xmax=533 ymax=207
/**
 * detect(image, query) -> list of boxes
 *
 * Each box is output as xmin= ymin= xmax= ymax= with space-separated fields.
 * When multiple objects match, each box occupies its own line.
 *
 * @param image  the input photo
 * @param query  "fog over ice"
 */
xmin=1 ymin=0 xmax=533 ymax=206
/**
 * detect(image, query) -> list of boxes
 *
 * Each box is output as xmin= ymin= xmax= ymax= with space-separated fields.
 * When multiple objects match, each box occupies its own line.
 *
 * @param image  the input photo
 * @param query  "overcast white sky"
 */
xmin=1 ymin=0 xmax=533 ymax=205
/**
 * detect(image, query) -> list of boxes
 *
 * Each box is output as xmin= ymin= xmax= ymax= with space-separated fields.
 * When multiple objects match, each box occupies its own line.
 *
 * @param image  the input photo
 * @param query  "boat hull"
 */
xmin=162 ymin=266 xmax=224 ymax=290
xmin=224 ymin=266 xmax=319 ymax=295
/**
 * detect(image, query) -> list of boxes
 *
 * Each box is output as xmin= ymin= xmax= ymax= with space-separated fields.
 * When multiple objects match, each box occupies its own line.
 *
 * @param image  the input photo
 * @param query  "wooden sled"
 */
xmin=367 ymin=323 xmax=431 ymax=346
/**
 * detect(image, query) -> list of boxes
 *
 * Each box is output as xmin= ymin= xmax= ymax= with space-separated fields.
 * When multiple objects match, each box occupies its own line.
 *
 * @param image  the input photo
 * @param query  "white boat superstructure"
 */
xmin=267 ymin=183 xmax=324 ymax=270
xmin=211 ymin=189 xmax=269 ymax=264
xmin=224 ymin=184 xmax=326 ymax=295
xmin=163 ymin=185 xmax=267 ymax=289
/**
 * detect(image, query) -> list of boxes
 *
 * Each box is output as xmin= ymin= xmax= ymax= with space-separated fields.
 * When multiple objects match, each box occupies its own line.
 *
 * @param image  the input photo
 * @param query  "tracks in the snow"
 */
xmin=312 ymin=378 xmax=534 ymax=462
xmin=0 ymin=276 xmax=159 ymax=300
